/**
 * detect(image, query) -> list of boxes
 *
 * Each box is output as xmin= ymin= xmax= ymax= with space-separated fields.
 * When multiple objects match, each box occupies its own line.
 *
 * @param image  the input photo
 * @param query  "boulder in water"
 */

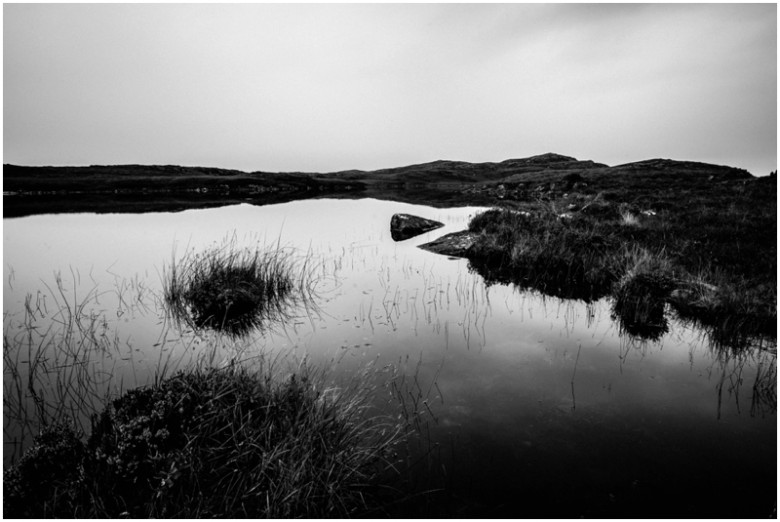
xmin=390 ymin=213 xmax=444 ymax=241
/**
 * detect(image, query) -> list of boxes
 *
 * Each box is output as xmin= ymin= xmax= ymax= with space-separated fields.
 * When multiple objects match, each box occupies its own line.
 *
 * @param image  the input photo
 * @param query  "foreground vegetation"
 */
xmin=4 ymin=364 xmax=404 ymax=518
xmin=4 ymin=247 xmax=404 ymax=518
xmin=464 ymin=170 xmax=776 ymax=346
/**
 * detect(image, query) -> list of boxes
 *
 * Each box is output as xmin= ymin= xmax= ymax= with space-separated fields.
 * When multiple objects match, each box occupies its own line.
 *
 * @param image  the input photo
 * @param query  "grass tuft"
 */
xmin=164 ymin=239 xmax=316 ymax=337
xmin=611 ymin=248 xmax=676 ymax=340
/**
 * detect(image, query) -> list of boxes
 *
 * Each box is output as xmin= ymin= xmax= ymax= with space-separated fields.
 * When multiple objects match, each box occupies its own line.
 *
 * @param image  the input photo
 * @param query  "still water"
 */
xmin=3 ymin=198 xmax=776 ymax=517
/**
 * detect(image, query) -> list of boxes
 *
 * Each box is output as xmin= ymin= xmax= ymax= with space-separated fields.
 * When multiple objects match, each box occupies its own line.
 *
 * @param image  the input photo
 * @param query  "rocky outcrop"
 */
xmin=390 ymin=213 xmax=444 ymax=241
xmin=417 ymin=230 xmax=477 ymax=257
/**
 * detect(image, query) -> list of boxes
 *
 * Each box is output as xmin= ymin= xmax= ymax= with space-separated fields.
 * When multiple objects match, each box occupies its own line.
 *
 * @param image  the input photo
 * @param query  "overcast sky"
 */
xmin=3 ymin=3 xmax=777 ymax=175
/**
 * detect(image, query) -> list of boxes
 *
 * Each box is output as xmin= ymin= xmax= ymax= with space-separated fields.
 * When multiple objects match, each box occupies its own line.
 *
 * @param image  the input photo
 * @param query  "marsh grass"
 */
xmin=668 ymin=274 xmax=777 ymax=352
xmin=4 ymin=268 xmax=419 ymax=518
xmin=4 ymin=360 xmax=406 ymax=518
xmin=467 ymin=207 xmax=622 ymax=301
xmin=3 ymin=272 xmax=198 ymax=464
xmin=465 ymin=198 xmax=775 ymax=347
xmin=611 ymin=247 xmax=676 ymax=341
xmin=4 ymin=275 xmax=122 ymax=457
xmin=3 ymin=277 xmax=415 ymax=518
xmin=164 ymin=238 xmax=317 ymax=337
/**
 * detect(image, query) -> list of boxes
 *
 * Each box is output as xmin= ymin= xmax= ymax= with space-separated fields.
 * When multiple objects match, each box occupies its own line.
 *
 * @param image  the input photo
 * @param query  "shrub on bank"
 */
xmin=4 ymin=365 xmax=402 ymax=518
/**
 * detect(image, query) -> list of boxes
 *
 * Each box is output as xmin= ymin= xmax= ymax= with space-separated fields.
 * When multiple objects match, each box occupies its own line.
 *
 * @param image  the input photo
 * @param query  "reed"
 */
xmin=3 ymin=272 xmax=196 ymax=465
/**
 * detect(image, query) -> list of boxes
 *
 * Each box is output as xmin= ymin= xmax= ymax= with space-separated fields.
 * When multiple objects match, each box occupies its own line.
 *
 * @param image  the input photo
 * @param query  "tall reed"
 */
xmin=3 ymin=272 xmax=196 ymax=464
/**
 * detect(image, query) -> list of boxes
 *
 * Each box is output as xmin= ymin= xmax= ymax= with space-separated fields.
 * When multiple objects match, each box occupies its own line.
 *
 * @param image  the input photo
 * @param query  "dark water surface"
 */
xmin=3 ymin=199 xmax=776 ymax=517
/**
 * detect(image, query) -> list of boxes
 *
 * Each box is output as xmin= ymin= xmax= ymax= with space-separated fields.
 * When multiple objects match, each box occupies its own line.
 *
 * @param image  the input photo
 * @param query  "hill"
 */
xmin=2 ymin=153 xmax=760 ymax=216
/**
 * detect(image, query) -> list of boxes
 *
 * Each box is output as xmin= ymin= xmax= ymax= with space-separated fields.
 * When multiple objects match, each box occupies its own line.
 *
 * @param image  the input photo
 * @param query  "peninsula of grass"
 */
xmin=4 ymin=364 xmax=404 ymax=518
xmin=462 ymin=172 xmax=776 ymax=346
xmin=164 ymin=240 xmax=314 ymax=337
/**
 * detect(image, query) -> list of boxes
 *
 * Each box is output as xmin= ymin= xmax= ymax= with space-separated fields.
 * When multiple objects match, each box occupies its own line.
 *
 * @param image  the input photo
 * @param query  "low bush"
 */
xmin=4 ymin=365 xmax=403 ymax=518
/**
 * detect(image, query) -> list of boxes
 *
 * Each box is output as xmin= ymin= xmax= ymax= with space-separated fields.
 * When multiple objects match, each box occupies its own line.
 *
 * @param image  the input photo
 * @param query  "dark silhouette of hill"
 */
xmin=2 ymin=153 xmax=758 ymax=216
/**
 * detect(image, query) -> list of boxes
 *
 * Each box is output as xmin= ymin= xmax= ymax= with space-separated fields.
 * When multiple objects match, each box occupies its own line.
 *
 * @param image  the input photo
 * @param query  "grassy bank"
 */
xmin=4 ymin=363 xmax=404 ymax=518
xmin=464 ymin=175 xmax=776 ymax=346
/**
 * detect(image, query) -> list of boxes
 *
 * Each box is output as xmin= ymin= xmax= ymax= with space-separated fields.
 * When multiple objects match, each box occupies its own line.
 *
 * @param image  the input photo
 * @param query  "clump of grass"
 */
xmin=611 ymin=247 xmax=676 ymax=341
xmin=619 ymin=210 xmax=640 ymax=227
xmin=4 ymin=363 xmax=404 ymax=518
xmin=164 ymin=239 xmax=315 ymax=337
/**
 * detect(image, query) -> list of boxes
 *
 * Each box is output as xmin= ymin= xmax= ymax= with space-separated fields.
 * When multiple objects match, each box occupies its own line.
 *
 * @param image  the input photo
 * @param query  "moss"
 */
xmin=3 ymin=423 xmax=87 ymax=518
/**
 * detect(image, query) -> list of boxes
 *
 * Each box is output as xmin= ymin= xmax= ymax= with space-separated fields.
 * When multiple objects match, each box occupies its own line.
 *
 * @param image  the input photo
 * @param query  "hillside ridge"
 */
xmin=4 ymin=152 xmax=754 ymax=180
xmin=3 ymin=153 xmax=761 ymax=217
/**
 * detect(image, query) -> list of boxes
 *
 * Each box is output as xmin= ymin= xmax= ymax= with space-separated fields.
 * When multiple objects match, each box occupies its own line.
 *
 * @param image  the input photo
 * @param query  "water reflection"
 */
xmin=3 ymin=199 xmax=776 ymax=516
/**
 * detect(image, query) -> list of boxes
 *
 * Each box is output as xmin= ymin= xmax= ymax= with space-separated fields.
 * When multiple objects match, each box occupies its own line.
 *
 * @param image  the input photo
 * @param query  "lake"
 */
xmin=3 ymin=198 xmax=776 ymax=517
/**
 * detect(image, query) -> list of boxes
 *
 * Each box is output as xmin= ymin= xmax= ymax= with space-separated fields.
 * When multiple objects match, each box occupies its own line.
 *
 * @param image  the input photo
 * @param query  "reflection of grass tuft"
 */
xmin=164 ymin=239 xmax=315 ymax=337
xmin=4 ymin=364 xmax=404 ymax=518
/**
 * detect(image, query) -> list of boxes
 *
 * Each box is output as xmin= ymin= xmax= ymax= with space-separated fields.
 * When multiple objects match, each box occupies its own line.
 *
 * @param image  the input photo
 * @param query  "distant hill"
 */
xmin=2 ymin=153 xmax=759 ymax=216
xmin=3 ymin=153 xmax=754 ymax=192
xmin=324 ymin=153 xmax=608 ymax=184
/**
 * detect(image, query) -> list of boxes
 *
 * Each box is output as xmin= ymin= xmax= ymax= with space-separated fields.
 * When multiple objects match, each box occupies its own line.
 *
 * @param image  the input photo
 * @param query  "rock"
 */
xmin=418 ymin=230 xmax=477 ymax=257
xmin=390 ymin=213 xmax=444 ymax=241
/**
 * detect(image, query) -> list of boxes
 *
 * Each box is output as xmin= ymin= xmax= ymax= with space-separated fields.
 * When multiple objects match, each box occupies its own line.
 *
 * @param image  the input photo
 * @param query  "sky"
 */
xmin=3 ymin=3 xmax=777 ymax=175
